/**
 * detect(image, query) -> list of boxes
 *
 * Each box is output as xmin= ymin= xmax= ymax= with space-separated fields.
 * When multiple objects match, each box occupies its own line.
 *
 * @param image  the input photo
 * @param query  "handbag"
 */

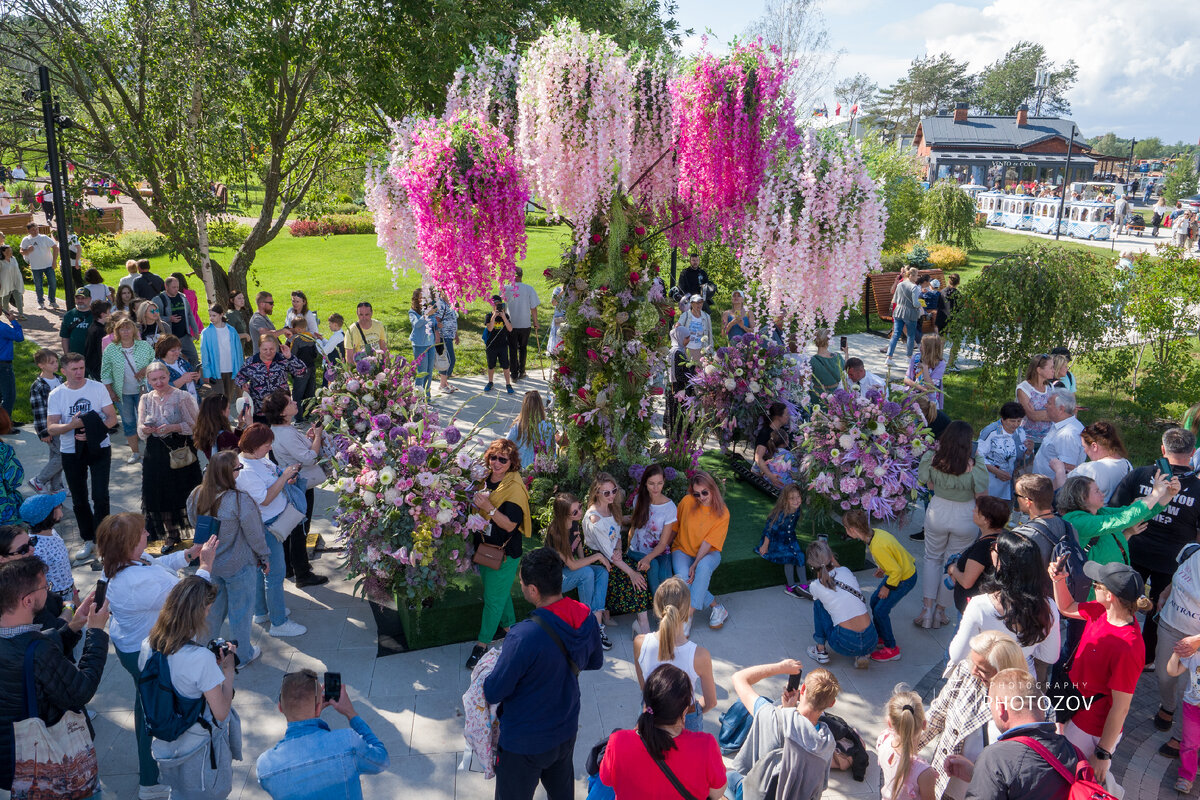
xmin=473 ymin=536 xmax=511 ymax=570
xmin=168 ymin=438 xmax=198 ymax=469
xmin=12 ymin=639 xmax=99 ymax=800
xmin=266 ymin=503 xmax=307 ymax=543
xmin=435 ymin=349 xmax=450 ymax=372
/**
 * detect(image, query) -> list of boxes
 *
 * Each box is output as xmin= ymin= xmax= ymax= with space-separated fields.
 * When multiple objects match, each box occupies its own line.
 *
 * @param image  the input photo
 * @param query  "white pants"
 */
xmin=923 ymin=496 xmax=980 ymax=609
xmin=1064 ymin=721 xmax=1124 ymax=799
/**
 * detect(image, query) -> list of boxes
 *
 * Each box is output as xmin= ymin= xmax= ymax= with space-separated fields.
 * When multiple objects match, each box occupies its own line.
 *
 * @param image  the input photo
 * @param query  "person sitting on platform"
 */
xmin=752 ymin=402 xmax=794 ymax=488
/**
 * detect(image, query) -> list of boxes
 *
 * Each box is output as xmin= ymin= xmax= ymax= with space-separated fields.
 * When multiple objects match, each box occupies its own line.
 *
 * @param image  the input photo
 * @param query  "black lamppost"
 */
xmin=1054 ymin=124 xmax=1078 ymax=242
xmin=27 ymin=66 xmax=75 ymax=299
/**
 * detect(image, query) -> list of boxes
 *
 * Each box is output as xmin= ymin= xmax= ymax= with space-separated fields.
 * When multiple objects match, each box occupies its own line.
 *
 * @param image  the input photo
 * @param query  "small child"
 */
xmin=842 ymin=509 xmax=916 ymax=662
xmin=755 ymin=485 xmax=811 ymax=600
xmin=877 ymin=685 xmax=934 ymax=800
xmin=288 ymin=317 xmax=319 ymax=420
xmin=19 ymin=491 xmax=74 ymax=598
xmin=28 ymin=348 xmax=65 ymax=494
xmin=324 ymin=312 xmax=345 ymax=365
xmin=1168 ymin=646 xmax=1200 ymax=793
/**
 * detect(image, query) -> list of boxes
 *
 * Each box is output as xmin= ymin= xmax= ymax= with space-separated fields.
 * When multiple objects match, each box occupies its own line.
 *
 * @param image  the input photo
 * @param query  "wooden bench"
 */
xmin=0 ymin=212 xmax=35 ymax=238
xmin=74 ymin=207 xmax=124 ymax=235
xmin=862 ymin=269 xmax=945 ymax=336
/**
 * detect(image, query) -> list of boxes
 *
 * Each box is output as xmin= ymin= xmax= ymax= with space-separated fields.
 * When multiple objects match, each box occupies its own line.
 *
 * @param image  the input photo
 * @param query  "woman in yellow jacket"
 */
xmin=671 ymin=471 xmax=731 ymax=630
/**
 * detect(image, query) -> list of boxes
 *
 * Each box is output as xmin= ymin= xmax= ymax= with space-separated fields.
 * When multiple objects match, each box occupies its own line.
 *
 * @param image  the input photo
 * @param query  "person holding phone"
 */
xmin=483 ymin=294 xmax=514 ymax=394
xmin=257 ymin=669 xmax=390 ymax=799
xmin=138 ymin=361 xmax=202 ymax=553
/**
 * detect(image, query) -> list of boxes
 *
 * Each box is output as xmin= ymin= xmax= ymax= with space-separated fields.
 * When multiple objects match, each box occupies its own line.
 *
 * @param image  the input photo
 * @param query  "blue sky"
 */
xmin=674 ymin=0 xmax=1200 ymax=145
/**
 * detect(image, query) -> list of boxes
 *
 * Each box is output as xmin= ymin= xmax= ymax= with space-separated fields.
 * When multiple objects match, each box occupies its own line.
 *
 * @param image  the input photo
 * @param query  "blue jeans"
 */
xmin=685 ymin=704 xmax=704 ymax=732
xmin=0 ymin=360 xmax=13 ymax=416
xmin=255 ymin=528 xmax=288 ymax=625
xmin=32 ymin=267 xmax=56 ymax=306
xmin=119 ymin=392 xmax=141 ymax=437
xmin=116 ymin=647 xmax=160 ymax=787
xmin=672 ymin=550 xmax=721 ymax=610
xmin=440 ymin=338 xmax=456 ymax=377
xmin=208 ymin=563 xmax=257 ymax=649
xmin=813 ymin=600 xmax=877 ymax=657
xmin=412 ymin=345 xmax=435 ymax=394
xmin=870 ymin=573 xmax=917 ymax=648
xmin=886 ymin=316 xmax=920 ymax=359
xmin=629 ymin=549 xmax=673 ymax=596
xmin=563 ymin=564 xmax=605 ymax=612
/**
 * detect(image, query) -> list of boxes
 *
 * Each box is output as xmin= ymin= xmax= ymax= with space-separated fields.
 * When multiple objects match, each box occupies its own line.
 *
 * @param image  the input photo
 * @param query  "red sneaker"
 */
xmin=870 ymin=646 xmax=902 ymax=662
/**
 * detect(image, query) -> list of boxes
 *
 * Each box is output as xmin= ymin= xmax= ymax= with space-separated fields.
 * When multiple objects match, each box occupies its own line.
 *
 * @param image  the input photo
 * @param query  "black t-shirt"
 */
xmin=677 ymin=267 xmax=707 ymax=298
xmin=754 ymin=425 xmax=789 ymax=454
xmin=133 ymin=272 xmax=165 ymax=301
xmin=1111 ymin=464 xmax=1200 ymax=574
xmin=485 ymin=313 xmax=509 ymax=351
xmin=162 ymin=292 xmax=188 ymax=338
xmin=954 ymin=531 xmax=998 ymax=611
xmin=477 ymin=478 xmax=523 ymax=559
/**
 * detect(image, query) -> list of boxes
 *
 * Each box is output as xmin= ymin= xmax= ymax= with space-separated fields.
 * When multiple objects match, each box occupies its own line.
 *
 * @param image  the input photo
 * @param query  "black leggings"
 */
xmin=282 ymin=489 xmax=316 ymax=580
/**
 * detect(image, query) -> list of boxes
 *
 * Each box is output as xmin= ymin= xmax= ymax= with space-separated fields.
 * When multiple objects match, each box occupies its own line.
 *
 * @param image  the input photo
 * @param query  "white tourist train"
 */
xmin=998 ymin=195 xmax=1035 ymax=230
xmin=977 ymin=191 xmax=1004 ymax=225
xmin=1063 ymin=201 xmax=1113 ymax=240
xmin=1030 ymin=197 xmax=1064 ymax=235
xmin=973 ymin=193 xmax=1113 ymax=241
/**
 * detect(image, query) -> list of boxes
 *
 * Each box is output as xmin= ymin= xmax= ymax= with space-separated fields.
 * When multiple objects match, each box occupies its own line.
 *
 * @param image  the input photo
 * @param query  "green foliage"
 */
xmin=925 ymin=243 xmax=969 ymax=271
xmin=881 ymin=176 xmax=923 ymax=252
xmin=865 ymin=52 xmax=974 ymax=136
xmin=80 ymin=232 xmax=175 ymax=272
xmin=207 ymin=219 xmax=252 ymax=248
xmin=972 ymin=41 xmax=1077 ymax=116
xmin=951 ymin=243 xmax=1118 ymax=388
xmin=920 ymin=181 xmax=978 ymax=251
xmin=879 ymin=250 xmax=907 ymax=272
xmin=1124 ymin=245 xmax=1200 ymax=364
xmin=904 ymin=244 xmax=931 ymax=269
xmin=1162 ymin=160 xmax=1199 ymax=204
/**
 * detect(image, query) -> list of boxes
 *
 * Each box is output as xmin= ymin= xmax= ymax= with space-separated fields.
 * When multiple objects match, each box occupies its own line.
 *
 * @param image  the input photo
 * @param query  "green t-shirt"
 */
xmin=60 ymin=309 xmax=91 ymax=355
xmin=810 ymin=353 xmax=845 ymax=392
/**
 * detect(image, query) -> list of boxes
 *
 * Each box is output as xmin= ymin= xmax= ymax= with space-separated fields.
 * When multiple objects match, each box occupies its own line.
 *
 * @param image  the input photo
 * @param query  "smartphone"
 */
xmin=839 ymin=336 xmax=848 ymax=351
xmin=323 ymin=671 xmax=342 ymax=703
xmin=93 ymin=579 xmax=108 ymax=610
xmin=786 ymin=671 xmax=802 ymax=693
xmin=1157 ymin=457 xmax=1173 ymax=478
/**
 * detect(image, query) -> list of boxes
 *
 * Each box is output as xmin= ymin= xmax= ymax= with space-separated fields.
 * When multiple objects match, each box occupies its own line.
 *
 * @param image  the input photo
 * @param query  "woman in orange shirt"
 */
xmin=671 ymin=471 xmax=731 ymax=630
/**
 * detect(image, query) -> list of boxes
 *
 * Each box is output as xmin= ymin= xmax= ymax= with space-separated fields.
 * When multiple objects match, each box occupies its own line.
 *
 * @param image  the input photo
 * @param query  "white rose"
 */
xmin=384 ymin=488 xmax=401 ymax=505
xmin=838 ymin=433 xmax=854 ymax=449
xmin=749 ymin=380 xmax=760 ymax=393
xmin=363 ymin=394 xmax=375 ymax=406
xmin=723 ymin=378 xmax=736 ymax=390
xmin=436 ymin=507 xmax=454 ymax=524
xmin=361 ymin=490 xmax=377 ymax=506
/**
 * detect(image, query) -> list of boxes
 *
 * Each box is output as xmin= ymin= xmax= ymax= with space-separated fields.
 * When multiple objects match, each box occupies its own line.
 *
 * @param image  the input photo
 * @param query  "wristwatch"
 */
xmin=1094 ymin=746 xmax=1112 ymax=760
xmin=487 ymin=507 xmax=496 ymax=518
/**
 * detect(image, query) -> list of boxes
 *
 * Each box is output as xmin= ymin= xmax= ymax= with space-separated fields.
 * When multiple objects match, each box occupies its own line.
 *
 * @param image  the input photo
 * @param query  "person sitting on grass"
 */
xmin=805 ymin=540 xmax=878 ymax=669
xmin=841 ymin=509 xmax=917 ymax=663
xmin=755 ymin=484 xmax=809 ymax=601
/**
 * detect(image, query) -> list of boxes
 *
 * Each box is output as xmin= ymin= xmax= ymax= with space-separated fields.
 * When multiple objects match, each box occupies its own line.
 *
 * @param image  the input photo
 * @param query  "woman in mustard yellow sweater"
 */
xmin=671 ymin=471 xmax=731 ymax=630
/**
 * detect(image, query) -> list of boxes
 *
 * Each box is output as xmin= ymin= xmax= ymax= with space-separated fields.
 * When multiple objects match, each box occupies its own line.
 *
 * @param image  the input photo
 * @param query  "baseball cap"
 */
xmin=19 ymin=490 xmax=68 ymax=526
xmin=689 ymin=294 xmax=703 ymax=303
xmin=930 ymin=279 xmax=941 ymax=289
xmin=75 ymin=288 xmax=89 ymax=297
xmin=1082 ymin=560 xmax=1144 ymax=604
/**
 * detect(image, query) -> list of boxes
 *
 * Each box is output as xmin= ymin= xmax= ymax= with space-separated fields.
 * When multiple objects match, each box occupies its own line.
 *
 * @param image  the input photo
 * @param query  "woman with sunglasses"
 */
xmin=1016 ymin=353 xmax=1055 ymax=446
xmin=671 ymin=471 xmax=731 ymax=630
xmin=467 ymin=438 xmax=531 ymax=670
xmin=137 ymin=301 xmax=170 ymax=346
xmin=583 ymin=471 xmax=651 ymax=636
xmin=0 ymin=525 xmax=92 ymax=661
xmin=188 ymin=450 xmax=272 ymax=664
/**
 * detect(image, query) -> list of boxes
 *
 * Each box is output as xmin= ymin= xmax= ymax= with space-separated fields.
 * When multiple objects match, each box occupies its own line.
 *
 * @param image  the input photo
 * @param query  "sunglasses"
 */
xmin=488 ymin=454 xmax=509 ymax=464
xmin=600 ymin=489 xmax=614 ymax=497
xmin=6 ymin=535 xmax=37 ymax=557
xmin=233 ymin=464 xmax=244 ymax=472
xmin=693 ymin=489 xmax=711 ymax=499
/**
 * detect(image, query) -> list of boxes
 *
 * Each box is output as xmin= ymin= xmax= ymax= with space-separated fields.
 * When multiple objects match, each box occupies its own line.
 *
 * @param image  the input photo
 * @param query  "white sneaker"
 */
xmin=72 ymin=542 xmax=94 ymax=563
xmin=242 ymin=645 xmax=262 ymax=665
xmin=268 ymin=619 xmax=307 ymax=637
xmin=137 ymin=785 xmax=172 ymax=799
xmin=708 ymin=604 xmax=729 ymax=629
xmin=126 ymin=452 xmax=141 ymax=465
xmin=252 ymin=613 xmax=269 ymax=624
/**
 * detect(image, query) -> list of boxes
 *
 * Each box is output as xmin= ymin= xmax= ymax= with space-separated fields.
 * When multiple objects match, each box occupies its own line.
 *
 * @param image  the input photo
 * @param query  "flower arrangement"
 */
xmin=799 ymin=387 xmax=931 ymax=520
xmin=316 ymin=351 xmax=486 ymax=607
xmin=685 ymin=331 xmax=812 ymax=447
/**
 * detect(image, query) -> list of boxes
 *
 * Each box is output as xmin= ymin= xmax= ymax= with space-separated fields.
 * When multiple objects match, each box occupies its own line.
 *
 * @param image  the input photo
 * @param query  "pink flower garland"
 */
xmin=626 ymin=51 xmax=677 ymax=226
xmin=397 ymin=113 xmax=529 ymax=304
xmin=444 ymin=40 xmax=520 ymax=140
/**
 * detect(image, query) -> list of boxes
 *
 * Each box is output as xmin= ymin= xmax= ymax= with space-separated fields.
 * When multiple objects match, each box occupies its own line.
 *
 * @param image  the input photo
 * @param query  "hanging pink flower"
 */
xmin=585 ymin=327 xmax=604 ymax=338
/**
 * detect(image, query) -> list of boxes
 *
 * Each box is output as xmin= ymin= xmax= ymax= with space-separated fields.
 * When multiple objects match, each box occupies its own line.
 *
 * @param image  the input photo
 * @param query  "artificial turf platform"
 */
xmin=372 ymin=452 xmax=865 ymax=654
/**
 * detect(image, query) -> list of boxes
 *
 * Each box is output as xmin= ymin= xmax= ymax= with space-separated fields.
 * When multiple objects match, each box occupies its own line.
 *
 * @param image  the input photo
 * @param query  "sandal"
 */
xmin=1155 ymin=706 xmax=1175 ymax=732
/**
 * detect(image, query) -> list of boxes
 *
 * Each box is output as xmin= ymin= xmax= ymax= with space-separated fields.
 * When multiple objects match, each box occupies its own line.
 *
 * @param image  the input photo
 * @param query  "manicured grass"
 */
xmin=10 ymin=340 xmax=42 ymax=425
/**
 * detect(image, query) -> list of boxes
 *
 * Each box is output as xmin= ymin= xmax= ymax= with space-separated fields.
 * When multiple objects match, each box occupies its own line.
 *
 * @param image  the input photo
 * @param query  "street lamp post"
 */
xmin=34 ymin=65 xmax=75 ymax=300
xmin=1054 ymin=124 xmax=1077 ymax=242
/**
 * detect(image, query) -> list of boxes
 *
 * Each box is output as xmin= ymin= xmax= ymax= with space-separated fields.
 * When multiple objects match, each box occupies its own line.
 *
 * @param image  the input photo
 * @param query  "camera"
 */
xmin=208 ymin=638 xmax=240 ymax=667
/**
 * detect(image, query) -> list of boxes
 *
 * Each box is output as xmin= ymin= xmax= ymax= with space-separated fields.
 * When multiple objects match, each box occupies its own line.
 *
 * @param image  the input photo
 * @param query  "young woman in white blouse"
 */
xmin=804 ymin=540 xmax=878 ymax=669
xmin=96 ymin=512 xmax=218 ymax=798
xmin=582 ymin=471 xmax=651 ymax=633
xmin=628 ymin=465 xmax=678 ymax=597
xmin=633 ymin=577 xmax=716 ymax=732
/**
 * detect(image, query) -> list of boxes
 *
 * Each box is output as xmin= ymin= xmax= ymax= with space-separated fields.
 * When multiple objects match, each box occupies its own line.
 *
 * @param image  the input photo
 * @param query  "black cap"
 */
xmin=1083 ymin=560 xmax=1144 ymax=604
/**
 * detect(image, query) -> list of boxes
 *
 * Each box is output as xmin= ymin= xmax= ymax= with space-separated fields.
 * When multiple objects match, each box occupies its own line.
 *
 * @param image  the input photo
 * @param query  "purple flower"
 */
xmin=628 ymin=464 xmax=646 ymax=482
xmin=663 ymin=466 xmax=677 ymax=481
xmin=371 ymin=413 xmax=391 ymax=430
xmin=356 ymin=358 xmax=375 ymax=375
xmin=389 ymin=426 xmax=407 ymax=442
xmin=408 ymin=446 xmax=428 ymax=466
xmin=443 ymin=426 xmax=462 ymax=445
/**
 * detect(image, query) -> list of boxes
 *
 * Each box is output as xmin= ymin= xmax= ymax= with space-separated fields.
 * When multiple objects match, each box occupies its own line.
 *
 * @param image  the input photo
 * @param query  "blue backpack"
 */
xmin=138 ymin=648 xmax=210 ymax=743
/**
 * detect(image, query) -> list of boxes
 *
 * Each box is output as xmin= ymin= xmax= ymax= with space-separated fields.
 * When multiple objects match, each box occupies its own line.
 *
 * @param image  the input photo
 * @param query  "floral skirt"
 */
xmin=584 ymin=546 xmax=651 ymax=616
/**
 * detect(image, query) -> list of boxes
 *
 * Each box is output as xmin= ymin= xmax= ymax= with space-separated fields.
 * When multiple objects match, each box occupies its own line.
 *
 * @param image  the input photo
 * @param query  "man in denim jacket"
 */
xmin=257 ymin=670 xmax=389 ymax=799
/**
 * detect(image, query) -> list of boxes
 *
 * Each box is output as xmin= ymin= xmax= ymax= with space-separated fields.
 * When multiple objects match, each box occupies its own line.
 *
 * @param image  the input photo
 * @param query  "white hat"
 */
xmin=930 ymin=279 xmax=941 ymax=289
xmin=689 ymin=294 xmax=703 ymax=303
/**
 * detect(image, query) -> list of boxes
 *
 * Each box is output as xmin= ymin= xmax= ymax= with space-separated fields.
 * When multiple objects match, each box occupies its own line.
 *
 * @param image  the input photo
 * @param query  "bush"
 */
xmin=79 ymin=231 xmax=174 ymax=272
xmin=524 ymin=212 xmax=549 ymax=226
xmin=879 ymin=250 xmax=907 ymax=272
xmin=289 ymin=214 xmax=376 ymax=237
xmin=925 ymin=243 xmax=968 ymax=271
xmin=904 ymin=243 xmax=931 ymax=269
xmin=208 ymin=219 xmax=251 ymax=248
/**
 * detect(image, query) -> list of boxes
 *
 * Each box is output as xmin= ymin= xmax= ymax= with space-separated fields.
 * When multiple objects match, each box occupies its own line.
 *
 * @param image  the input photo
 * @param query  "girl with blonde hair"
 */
xmin=582 ymin=471 xmax=651 ymax=632
xmin=505 ymin=390 xmax=556 ymax=468
xmin=878 ymin=684 xmax=935 ymax=800
xmin=633 ymin=577 xmax=717 ymax=732
xmin=904 ymin=334 xmax=948 ymax=408
xmin=672 ymin=470 xmax=731 ymax=629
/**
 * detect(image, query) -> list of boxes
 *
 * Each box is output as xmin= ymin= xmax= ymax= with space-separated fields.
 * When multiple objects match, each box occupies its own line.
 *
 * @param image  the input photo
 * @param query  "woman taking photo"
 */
xmin=261 ymin=389 xmax=328 ymax=588
xmin=138 ymin=361 xmax=203 ymax=552
xmin=917 ymin=421 xmax=988 ymax=629
xmin=156 ymin=334 xmax=201 ymax=402
xmin=1050 ymin=559 xmax=1151 ymax=792
xmin=466 ymin=438 xmax=530 ymax=670
xmin=188 ymin=450 xmax=271 ymax=663
xmin=226 ymin=291 xmax=252 ymax=356
xmin=804 ymin=540 xmax=878 ymax=668
xmin=672 ymin=471 xmax=730 ymax=629
xmin=237 ymin=423 xmax=307 ymax=638
xmin=752 ymin=402 xmax=794 ymax=488
xmin=408 ymin=287 xmax=438 ymax=397
xmin=629 ymin=464 xmax=678 ymax=596
xmin=234 ymin=333 xmax=306 ymax=418
xmin=808 ymin=329 xmax=845 ymax=402
xmin=138 ymin=576 xmax=239 ymax=799
xmin=721 ymin=290 xmax=755 ymax=341
xmin=583 ymin=471 xmax=651 ymax=634
xmin=101 ymin=315 xmax=154 ymax=465
xmin=946 ymin=530 xmax=1059 ymax=683
xmin=599 ymin=664 xmax=726 ymax=799
xmin=194 ymin=394 xmax=240 ymax=460
xmin=1058 ymin=470 xmax=1178 ymax=574
xmin=433 ymin=287 xmax=459 ymax=393
xmin=96 ymin=512 xmax=218 ymax=798
xmin=1016 ymin=353 xmax=1055 ymax=445
xmin=505 ymin=390 xmax=555 ymax=469
xmin=1054 ymin=421 xmax=1133 ymax=499
xmin=633 ymin=578 xmax=717 ymax=732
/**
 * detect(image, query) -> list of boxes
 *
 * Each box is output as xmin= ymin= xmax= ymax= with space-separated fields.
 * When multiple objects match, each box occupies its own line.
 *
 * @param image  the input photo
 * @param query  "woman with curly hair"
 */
xmin=946 ymin=530 xmax=1059 ymax=684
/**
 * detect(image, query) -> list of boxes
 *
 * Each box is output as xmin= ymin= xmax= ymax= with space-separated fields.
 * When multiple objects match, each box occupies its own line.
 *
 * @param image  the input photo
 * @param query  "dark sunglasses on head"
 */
xmin=6 ymin=535 xmax=37 ymax=557
xmin=488 ymin=454 xmax=509 ymax=464
xmin=233 ymin=464 xmax=244 ymax=471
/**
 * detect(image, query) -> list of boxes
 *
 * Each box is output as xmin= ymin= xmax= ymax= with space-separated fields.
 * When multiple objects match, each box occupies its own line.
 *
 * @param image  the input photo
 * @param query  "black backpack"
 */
xmin=138 ymin=648 xmax=211 ymax=743
xmin=1021 ymin=516 xmax=1090 ymax=602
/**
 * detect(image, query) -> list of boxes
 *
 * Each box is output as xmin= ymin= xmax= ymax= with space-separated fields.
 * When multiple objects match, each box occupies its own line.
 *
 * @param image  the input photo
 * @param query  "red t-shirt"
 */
xmin=1069 ymin=601 xmax=1145 ymax=736
xmin=599 ymin=728 xmax=725 ymax=799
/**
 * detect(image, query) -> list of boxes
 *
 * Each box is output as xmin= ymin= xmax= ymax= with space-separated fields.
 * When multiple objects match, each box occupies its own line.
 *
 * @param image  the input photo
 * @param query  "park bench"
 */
xmin=861 ymin=269 xmax=944 ymax=337
xmin=0 ymin=212 xmax=36 ymax=238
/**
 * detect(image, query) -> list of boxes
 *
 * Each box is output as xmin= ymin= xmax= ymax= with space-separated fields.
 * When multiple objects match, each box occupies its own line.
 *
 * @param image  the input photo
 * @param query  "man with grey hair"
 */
xmin=1112 ymin=427 xmax=1200 ymax=664
xmin=1032 ymin=389 xmax=1084 ymax=483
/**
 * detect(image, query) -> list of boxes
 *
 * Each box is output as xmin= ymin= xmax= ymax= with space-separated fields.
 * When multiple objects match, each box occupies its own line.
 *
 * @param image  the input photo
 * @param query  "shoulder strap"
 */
xmin=642 ymin=735 xmax=701 ymax=800
xmin=833 ymin=577 xmax=865 ymax=603
xmin=22 ymin=637 xmax=47 ymax=719
xmin=1011 ymin=736 xmax=1083 ymax=785
xmin=530 ymin=613 xmax=580 ymax=677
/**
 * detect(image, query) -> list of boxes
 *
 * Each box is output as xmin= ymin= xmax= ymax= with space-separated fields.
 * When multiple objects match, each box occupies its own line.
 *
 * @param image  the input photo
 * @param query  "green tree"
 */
xmin=920 ymin=181 xmax=977 ymax=251
xmin=744 ymin=0 xmax=841 ymax=112
xmin=867 ymin=53 xmax=974 ymax=136
xmin=1162 ymin=159 xmax=1199 ymax=204
xmin=1088 ymin=132 xmax=1127 ymax=158
xmin=860 ymin=133 xmax=922 ymax=250
xmin=972 ymin=41 xmax=1077 ymax=116
xmin=834 ymin=72 xmax=876 ymax=114
xmin=1134 ymin=138 xmax=1164 ymax=160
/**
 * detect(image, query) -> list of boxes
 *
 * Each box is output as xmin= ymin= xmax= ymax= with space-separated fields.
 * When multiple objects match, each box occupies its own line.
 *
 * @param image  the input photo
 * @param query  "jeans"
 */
xmin=0 ymin=360 xmax=13 ymax=415
xmin=208 ymin=563 xmax=257 ymax=649
xmin=562 ymin=564 xmax=609 ymax=613
xmin=629 ymin=550 xmax=673 ymax=596
xmin=412 ymin=344 xmax=435 ymax=394
xmin=813 ymin=600 xmax=877 ymax=657
xmin=1156 ymin=618 xmax=1189 ymax=739
xmin=886 ymin=316 xmax=920 ymax=359
xmin=61 ymin=441 xmax=111 ymax=542
xmin=32 ymin=267 xmax=56 ymax=306
xmin=119 ymin=392 xmax=141 ymax=437
xmin=508 ymin=327 xmax=532 ymax=379
xmin=1134 ymin=562 xmax=1173 ymax=662
xmin=440 ymin=338 xmax=456 ymax=377
xmin=672 ymin=550 xmax=721 ymax=610
xmin=479 ymin=555 xmax=519 ymax=644
xmin=255 ymin=528 xmax=288 ymax=625
xmin=495 ymin=736 xmax=576 ymax=800
xmin=870 ymin=573 xmax=917 ymax=648
xmin=36 ymin=437 xmax=64 ymax=491
xmin=116 ymin=647 xmax=160 ymax=787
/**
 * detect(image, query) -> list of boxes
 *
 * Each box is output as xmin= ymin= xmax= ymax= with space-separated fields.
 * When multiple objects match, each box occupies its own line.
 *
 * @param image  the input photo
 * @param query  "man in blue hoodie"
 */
xmin=484 ymin=546 xmax=603 ymax=800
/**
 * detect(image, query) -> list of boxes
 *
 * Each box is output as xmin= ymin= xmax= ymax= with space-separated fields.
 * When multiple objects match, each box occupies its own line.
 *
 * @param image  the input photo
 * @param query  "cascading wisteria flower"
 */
xmin=741 ymin=130 xmax=887 ymax=340
xmin=398 ymin=113 xmax=530 ymax=303
xmin=364 ymin=117 xmax=424 ymax=284
xmin=625 ymin=50 xmax=678 ymax=225
xmin=516 ymin=19 xmax=634 ymax=247
xmin=444 ymin=40 xmax=520 ymax=139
